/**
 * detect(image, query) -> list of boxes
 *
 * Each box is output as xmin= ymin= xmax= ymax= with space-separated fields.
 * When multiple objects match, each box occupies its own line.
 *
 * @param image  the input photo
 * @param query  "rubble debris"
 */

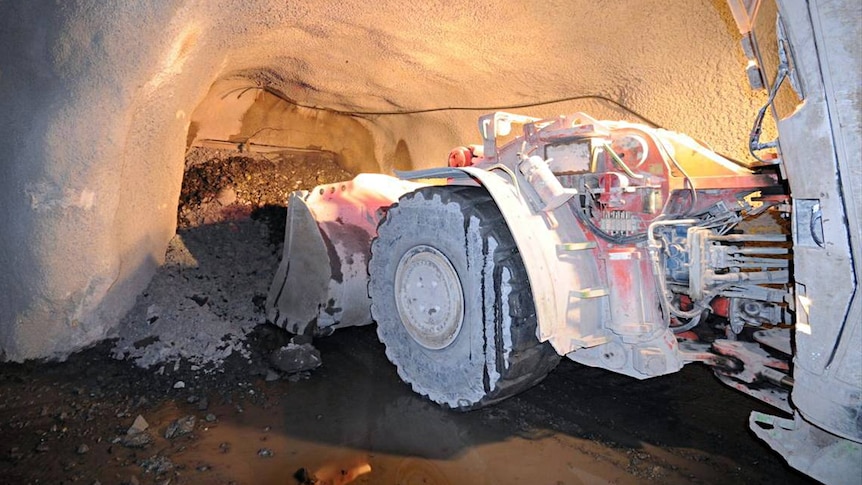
xmin=110 ymin=148 xmax=351 ymax=374
xmin=121 ymin=431 xmax=153 ymax=448
xmin=111 ymin=230 xmax=259 ymax=371
xmin=216 ymin=186 xmax=238 ymax=206
xmin=293 ymin=467 xmax=316 ymax=484
xmin=128 ymin=415 xmax=149 ymax=435
xmin=146 ymin=305 xmax=160 ymax=325
xmin=164 ymin=416 xmax=196 ymax=439
xmin=177 ymin=148 xmax=351 ymax=229
xmin=119 ymin=414 xmax=154 ymax=448
xmin=288 ymin=371 xmax=312 ymax=382
xmin=8 ymin=447 xmax=23 ymax=461
xmin=265 ymin=369 xmax=281 ymax=382
xmin=270 ymin=343 xmax=322 ymax=374
xmin=173 ymin=381 xmax=186 ymax=389
xmin=252 ymin=293 xmax=267 ymax=312
xmin=257 ymin=448 xmax=274 ymax=458
xmin=76 ymin=444 xmax=90 ymax=454
xmin=290 ymin=334 xmax=314 ymax=346
xmin=140 ymin=455 xmax=174 ymax=475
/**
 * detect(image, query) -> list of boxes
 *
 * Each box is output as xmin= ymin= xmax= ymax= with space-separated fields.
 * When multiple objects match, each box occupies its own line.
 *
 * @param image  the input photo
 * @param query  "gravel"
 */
xmin=110 ymin=148 xmax=350 ymax=374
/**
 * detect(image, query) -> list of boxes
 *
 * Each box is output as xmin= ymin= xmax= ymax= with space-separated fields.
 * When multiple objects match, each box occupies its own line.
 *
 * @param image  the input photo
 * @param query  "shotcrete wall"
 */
xmin=0 ymin=0 xmax=765 ymax=360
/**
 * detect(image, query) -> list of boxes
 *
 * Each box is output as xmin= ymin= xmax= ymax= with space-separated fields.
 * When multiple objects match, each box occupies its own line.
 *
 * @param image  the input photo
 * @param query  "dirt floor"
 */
xmin=0 ymin=328 xmax=817 ymax=485
xmin=0 ymin=149 xmax=816 ymax=485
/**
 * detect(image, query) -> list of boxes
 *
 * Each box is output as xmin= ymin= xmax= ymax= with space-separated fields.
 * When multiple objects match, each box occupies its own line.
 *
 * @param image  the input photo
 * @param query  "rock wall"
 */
xmin=0 ymin=0 xmax=765 ymax=360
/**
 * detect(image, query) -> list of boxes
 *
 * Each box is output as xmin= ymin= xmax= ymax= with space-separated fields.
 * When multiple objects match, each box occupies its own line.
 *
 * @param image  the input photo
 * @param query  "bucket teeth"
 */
xmin=266 ymin=194 xmax=336 ymax=334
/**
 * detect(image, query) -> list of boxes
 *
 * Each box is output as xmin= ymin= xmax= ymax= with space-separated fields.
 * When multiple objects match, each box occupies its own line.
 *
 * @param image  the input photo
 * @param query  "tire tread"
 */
xmin=371 ymin=186 xmax=560 ymax=411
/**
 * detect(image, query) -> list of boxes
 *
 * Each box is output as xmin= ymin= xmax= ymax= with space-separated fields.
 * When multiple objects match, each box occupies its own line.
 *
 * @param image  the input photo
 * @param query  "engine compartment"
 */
xmin=455 ymin=112 xmax=794 ymax=408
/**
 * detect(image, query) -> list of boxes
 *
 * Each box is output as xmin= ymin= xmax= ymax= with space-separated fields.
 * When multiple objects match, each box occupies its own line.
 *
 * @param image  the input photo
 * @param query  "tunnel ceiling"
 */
xmin=176 ymin=0 xmax=765 ymax=170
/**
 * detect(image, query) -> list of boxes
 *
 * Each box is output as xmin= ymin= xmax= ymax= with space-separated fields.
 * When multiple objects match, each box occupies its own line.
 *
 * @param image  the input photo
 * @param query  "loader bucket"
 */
xmin=266 ymin=174 xmax=424 ymax=335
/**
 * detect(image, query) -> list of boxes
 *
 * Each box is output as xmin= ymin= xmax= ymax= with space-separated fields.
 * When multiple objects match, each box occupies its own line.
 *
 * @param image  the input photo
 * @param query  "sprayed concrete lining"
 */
xmin=0 ymin=0 xmax=767 ymax=360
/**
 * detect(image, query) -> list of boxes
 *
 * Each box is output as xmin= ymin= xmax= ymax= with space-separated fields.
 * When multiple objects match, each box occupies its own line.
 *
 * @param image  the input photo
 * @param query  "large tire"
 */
xmin=369 ymin=186 xmax=560 ymax=410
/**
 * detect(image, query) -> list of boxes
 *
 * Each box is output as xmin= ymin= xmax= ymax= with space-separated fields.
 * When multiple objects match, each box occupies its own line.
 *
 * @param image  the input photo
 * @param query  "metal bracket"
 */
xmin=570 ymin=288 xmax=609 ymax=299
xmin=557 ymin=241 xmax=597 ymax=251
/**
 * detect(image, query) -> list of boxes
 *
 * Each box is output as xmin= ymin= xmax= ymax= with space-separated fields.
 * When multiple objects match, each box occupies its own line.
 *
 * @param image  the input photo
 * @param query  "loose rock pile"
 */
xmin=112 ymin=147 xmax=354 ymax=374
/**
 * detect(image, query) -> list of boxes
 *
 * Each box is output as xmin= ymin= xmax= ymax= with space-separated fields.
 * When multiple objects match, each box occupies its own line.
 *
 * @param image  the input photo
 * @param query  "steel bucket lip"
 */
xmin=266 ymin=175 xmax=426 ymax=336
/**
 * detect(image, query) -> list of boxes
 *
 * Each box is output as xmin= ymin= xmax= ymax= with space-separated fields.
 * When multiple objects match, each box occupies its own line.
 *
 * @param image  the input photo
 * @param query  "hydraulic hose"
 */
xmin=647 ymin=218 xmax=707 ymax=326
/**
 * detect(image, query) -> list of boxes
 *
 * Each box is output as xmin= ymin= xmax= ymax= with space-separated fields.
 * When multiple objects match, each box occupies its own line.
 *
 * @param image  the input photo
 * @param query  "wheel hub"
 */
xmin=394 ymin=245 xmax=464 ymax=350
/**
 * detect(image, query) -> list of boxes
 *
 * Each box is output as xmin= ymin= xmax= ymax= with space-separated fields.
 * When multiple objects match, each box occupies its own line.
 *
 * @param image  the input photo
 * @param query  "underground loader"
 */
xmin=267 ymin=1 xmax=861 ymax=482
xmin=269 ymin=111 xmax=789 ymax=407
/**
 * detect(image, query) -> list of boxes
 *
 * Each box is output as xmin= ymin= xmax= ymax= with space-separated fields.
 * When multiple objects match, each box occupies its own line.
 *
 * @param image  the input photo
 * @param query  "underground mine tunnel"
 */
xmin=0 ymin=0 xmax=767 ymax=360
xmin=2 ymin=0 xmax=860 ymax=484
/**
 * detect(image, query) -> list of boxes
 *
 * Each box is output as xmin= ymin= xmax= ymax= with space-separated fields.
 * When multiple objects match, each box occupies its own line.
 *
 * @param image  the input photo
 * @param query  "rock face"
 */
xmin=0 ymin=1 xmax=764 ymax=360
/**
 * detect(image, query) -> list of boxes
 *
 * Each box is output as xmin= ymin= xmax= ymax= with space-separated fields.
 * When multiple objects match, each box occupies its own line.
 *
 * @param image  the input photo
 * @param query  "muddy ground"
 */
xmin=0 ymin=149 xmax=815 ymax=485
xmin=0 ymin=329 xmax=817 ymax=485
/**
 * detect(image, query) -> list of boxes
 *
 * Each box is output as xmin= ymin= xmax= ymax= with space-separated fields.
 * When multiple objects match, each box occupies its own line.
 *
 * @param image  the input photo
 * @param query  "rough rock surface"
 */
xmin=178 ymin=147 xmax=352 ymax=228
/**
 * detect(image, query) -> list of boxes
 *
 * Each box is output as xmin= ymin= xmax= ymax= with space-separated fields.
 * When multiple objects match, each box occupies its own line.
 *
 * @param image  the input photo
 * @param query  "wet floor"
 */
xmin=0 ymin=323 xmax=816 ymax=484
xmin=123 ymin=327 xmax=819 ymax=484
xmin=175 ymin=326 xmax=643 ymax=485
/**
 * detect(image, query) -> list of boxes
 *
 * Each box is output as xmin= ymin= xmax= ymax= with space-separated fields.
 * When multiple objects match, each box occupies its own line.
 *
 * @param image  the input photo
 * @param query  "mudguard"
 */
xmin=399 ymin=166 xmax=609 ymax=358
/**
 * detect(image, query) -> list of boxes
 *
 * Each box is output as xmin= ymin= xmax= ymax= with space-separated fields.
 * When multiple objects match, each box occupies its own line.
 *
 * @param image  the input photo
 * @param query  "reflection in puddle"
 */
xmin=164 ymin=328 xmax=641 ymax=485
xmin=182 ymin=409 xmax=627 ymax=485
xmin=107 ymin=326 xmax=791 ymax=485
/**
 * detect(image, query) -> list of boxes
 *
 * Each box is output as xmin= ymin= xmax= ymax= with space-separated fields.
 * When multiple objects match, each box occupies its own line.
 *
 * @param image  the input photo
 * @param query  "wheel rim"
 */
xmin=394 ymin=245 xmax=464 ymax=350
